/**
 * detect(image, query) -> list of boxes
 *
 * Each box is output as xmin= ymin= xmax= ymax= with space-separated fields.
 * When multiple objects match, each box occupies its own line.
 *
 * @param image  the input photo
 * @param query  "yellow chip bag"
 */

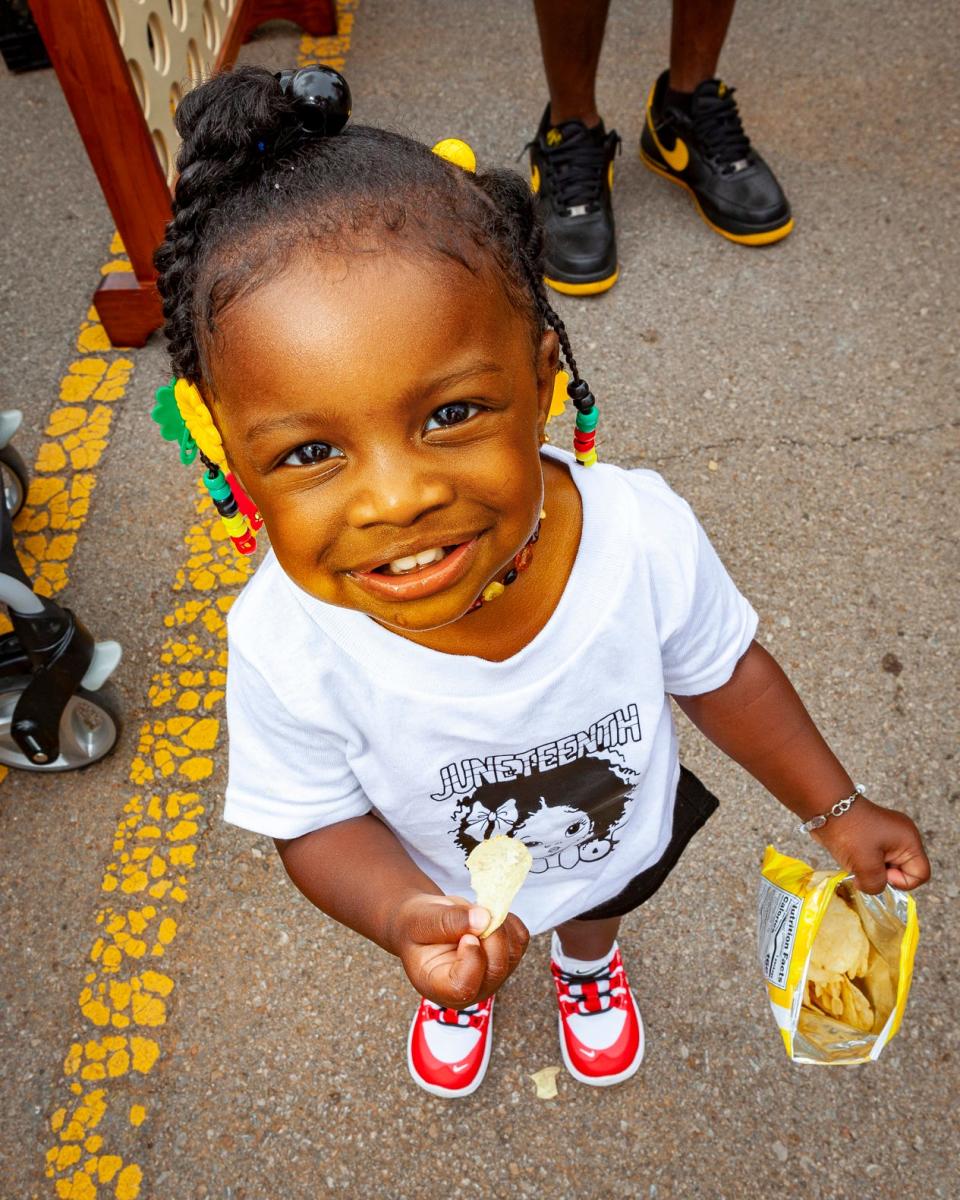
xmin=757 ymin=846 xmax=919 ymax=1064
xmin=466 ymin=835 xmax=533 ymax=938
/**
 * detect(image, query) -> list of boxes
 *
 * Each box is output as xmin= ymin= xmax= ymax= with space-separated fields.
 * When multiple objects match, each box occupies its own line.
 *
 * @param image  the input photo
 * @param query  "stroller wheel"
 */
xmin=0 ymin=442 xmax=29 ymax=519
xmin=0 ymin=681 xmax=121 ymax=771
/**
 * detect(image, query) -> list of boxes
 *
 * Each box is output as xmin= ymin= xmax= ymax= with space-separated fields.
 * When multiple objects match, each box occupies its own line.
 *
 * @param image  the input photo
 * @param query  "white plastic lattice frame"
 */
xmin=103 ymin=0 xmax=238 ymax=183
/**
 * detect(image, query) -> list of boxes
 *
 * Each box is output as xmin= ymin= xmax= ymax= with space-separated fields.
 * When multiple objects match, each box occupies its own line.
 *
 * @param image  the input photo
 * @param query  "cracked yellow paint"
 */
xmin=77 ymin=316 xmax=112 ymax=354
xmin=299 ymin=0 xmax=358 ymax=69
xmin=42 ymin=486 xmax=252 ymax=1194
xmin=41 ymin=17 xmax=359 ymax=1195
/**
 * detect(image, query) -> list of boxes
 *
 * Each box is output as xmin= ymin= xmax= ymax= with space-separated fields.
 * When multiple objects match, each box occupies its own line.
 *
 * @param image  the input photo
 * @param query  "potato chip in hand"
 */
xmin=466 ymin=835 xmax=533 ymax=938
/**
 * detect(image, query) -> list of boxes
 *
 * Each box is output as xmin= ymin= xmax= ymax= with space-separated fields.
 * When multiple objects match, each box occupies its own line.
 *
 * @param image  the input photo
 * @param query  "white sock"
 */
xmin=551 ymin=930 xmax=618 ymax=976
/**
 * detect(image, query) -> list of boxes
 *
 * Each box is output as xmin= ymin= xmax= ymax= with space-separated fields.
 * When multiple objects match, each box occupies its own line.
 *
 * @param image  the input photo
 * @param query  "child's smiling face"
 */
xmin=207 ymin=246 xmax=557 ymax=634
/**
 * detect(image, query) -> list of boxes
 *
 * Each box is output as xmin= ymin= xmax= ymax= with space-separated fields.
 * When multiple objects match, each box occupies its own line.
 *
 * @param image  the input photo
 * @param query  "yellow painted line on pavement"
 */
xmin=42 ymin=492 xmax=252 ymax=1200
xmin=298 ymin=0 xmax=357 ymax=68
xmin=1 ymin=233 xmax=135 ymax=788
xmin=41 ymin=11 xmax=359 ymax=1197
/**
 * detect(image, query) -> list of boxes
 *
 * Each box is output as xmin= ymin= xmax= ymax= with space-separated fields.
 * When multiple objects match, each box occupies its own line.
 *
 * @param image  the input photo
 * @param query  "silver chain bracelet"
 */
xmin=798 ymin=785 xmax=866 ymax=835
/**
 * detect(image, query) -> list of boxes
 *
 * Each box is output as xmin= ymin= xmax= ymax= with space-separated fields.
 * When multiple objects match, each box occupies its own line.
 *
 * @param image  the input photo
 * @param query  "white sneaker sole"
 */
xmin=406 ymin=1000 xmax=494 ymax=1099
xmin=557 ymin=988 xmax=645 ymax=1087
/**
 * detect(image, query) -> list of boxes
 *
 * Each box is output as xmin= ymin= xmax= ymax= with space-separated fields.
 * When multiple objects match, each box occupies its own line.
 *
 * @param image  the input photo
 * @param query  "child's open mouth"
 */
xmin=347 ymin=537 xmax=481 ymax=602
xmin=376 ymin=545 xmax=460 ymax=576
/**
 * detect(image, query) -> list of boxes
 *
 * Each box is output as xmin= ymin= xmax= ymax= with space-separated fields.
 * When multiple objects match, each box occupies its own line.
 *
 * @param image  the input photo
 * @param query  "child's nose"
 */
xmin=345 ymin=458 xmax=456 ymax=529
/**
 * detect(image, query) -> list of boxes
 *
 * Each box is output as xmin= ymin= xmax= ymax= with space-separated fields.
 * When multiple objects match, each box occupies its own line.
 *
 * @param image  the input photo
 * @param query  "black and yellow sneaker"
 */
xmin=528 ymin=105 xmax=622 ymax=295
xmin=639 ymin=70 xmax=793 ymax=245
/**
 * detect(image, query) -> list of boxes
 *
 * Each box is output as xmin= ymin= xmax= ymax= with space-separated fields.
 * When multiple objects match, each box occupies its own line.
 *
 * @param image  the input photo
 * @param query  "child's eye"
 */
xmin=423 ymin=401 xmax=482 ymax=432
xmin=282 ymin=441 xmax=344 ymax=467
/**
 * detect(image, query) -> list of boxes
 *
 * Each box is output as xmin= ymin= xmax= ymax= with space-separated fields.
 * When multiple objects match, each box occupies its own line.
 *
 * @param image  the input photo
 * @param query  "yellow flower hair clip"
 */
xmin=174 ymin=379 xmax=226 ymax=470
xmin=432 ymin=138 xmax=477 ymax=173
xmin=152 ymin=378 xmax=262 ymax=556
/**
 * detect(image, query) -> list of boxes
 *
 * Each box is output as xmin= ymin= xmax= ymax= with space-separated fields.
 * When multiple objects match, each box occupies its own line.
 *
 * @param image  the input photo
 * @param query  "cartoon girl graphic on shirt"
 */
xmin=452 ymin=755 xmax=640 ymax=873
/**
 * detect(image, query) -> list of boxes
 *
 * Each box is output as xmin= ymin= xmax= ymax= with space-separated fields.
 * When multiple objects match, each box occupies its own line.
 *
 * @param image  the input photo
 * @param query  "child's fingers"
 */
xmin=404 ymin=895 xmax=490 ymax=945
xmin=476 ymin=914 xmax=530 ymax=998
xmin=820 ymin=803 xmax=931 ymax=895
xmin=503 ymin=913 xmax=531 ymax=955
xmin=444 ymin=934 xmax=486 ymax=1006
xmin=477 ymin=925 xmax=511 ymax=989
xmin=854 ymin=846 xmax=931 ymax=894
xmin=886 ymin=846 xmax=932 ymax=890
xmin=851 ymin=857 xmax=889 ymax=895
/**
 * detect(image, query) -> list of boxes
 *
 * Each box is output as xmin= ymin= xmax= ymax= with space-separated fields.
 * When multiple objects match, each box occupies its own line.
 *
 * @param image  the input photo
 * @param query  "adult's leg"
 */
xmin=533 ymin=0 xmax=612 ymax=128
xmin=640 ymin=0 xmax=793 ymax=243
xmin=669 ymin=0 xmax=737 ymax=92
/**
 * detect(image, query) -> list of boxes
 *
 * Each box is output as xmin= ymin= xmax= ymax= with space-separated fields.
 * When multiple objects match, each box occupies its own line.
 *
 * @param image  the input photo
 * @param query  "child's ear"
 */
xmin=205 ymin=386 xmax=251 ymax=494
xmin=535 ymin=329 xmax=561 ymax=436
xmin=203 ymin=384 xmax=236 ymax=470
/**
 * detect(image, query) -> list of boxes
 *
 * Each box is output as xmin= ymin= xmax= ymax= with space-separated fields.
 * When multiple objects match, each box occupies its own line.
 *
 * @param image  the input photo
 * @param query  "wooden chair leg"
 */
xmin=93 ymin=274 xmax=164 ymax=349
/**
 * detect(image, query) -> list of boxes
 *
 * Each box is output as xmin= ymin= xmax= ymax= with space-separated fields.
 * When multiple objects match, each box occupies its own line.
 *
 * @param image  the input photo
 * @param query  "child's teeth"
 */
xmin=386 ymin=547 xmax=446 ymax=575
xmin=389 ymin=554 xmax=419 ymax=574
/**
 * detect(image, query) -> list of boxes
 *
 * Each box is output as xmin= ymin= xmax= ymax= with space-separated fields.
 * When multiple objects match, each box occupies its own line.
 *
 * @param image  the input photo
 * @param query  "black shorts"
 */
xmin=573 ymin=766 xmax=719 ymax=921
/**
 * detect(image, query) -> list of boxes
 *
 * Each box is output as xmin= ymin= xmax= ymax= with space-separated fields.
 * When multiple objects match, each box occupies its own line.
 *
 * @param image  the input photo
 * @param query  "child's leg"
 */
xmin=551 ymin=914 xmax=644 ymax=1085
xmin=553 ymin=914 xmax=620 ymax=963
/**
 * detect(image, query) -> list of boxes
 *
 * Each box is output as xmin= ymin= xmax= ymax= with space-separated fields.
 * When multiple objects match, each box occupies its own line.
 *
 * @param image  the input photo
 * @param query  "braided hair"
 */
xmin=154 ymin=66 xmax=582 ymax=394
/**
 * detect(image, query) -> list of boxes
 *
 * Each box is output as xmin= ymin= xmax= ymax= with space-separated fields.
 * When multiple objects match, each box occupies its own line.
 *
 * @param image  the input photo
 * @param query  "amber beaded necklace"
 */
xmin=466 ymin=511 xmax=544 ymax=612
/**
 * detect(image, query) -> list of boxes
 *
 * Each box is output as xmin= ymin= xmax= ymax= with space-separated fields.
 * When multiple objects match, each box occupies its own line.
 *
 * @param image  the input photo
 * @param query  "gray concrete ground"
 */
xmin=1 ymin=2 xmax=958 ymax=1198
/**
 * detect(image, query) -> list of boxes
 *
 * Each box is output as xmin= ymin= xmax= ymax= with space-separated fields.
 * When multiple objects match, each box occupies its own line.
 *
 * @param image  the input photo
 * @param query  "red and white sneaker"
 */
xmin=407 ymin=995 xmax=494 ymax=1098
xmin=551 ymin=942 xmax=644 ymax=1086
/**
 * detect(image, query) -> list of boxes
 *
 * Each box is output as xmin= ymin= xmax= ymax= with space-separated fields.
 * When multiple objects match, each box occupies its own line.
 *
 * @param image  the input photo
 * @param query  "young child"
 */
xmin=153 ymin=65 xmax=930 ymax=1099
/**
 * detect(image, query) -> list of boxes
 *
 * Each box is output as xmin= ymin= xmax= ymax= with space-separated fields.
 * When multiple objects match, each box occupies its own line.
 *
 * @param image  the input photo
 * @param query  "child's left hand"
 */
xmin=811 ymin=795 xmax=931 ymax=893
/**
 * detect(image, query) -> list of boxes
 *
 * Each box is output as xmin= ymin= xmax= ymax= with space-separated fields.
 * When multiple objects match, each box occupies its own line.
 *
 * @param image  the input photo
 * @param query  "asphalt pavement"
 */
xmin=1 ymin=2 xmax=958 ymax=1198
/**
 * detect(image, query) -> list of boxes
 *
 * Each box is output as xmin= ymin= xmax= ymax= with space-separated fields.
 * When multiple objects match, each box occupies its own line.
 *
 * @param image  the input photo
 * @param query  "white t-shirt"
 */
xmin=223 ymin=448 xmax=757 ymax=935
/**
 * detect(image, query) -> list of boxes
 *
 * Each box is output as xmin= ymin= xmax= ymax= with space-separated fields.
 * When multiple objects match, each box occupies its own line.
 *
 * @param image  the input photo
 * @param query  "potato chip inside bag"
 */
xmin=757 ymin=846 xmax=919 ymax=1064
xmin=466 ymin=835 xmax=533 ymax=938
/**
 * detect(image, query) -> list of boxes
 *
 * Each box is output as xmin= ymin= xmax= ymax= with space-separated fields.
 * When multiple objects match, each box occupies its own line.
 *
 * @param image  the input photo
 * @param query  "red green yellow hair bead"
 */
xmin=432 ymin=137 xmax=599 ymax=468
xmin=151 ymin=379 xmax=263 ymax=555
xmin=548 ymin=370 xmax=599 ymax=466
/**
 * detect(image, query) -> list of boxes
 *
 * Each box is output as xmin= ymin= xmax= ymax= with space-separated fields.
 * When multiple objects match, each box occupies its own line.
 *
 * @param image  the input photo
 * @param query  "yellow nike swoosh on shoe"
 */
xmin=646 ymin=109 xmax=688 ymax=172
xmin=645 ymin=86 xmax=689 ymax=172
xmin=639 ymin=147 xmax=795 ymax=245
xmin=531 ymin=164 xmax=540 ymax=193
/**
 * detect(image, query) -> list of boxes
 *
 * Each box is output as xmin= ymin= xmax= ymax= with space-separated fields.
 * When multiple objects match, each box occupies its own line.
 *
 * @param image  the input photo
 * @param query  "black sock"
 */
xmin=663 ymin=84 xmax=693 ymax=114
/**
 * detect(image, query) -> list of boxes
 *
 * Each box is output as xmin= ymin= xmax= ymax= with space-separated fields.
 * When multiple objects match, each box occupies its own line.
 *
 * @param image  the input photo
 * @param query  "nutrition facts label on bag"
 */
xmin=757 ymin=878 xmax=803 ymax=990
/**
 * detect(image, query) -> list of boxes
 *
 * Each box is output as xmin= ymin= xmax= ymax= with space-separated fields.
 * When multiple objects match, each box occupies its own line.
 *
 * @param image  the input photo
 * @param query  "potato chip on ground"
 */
xmin=466 ymin=835 xmax=533 ymax=938
xmin=530 ymin=1066 xmax=561 ymax=1099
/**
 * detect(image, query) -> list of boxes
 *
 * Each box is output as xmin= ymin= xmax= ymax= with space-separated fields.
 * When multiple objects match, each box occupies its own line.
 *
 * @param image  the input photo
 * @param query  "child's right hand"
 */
xmin=393 ymin=894 xmax=529 ymax=1008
